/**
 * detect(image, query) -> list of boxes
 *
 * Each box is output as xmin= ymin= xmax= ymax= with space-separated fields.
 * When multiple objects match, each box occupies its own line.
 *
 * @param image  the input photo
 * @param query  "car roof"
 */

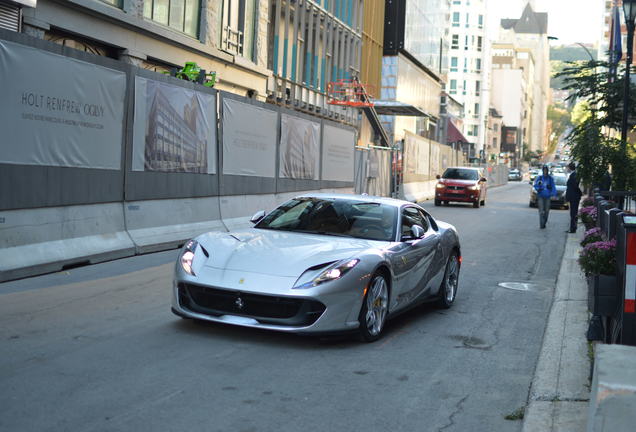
xmin=445 ymin=166 xmax=481 ymax=171
xmin=293 ymin=193 xmax=413 ymax=209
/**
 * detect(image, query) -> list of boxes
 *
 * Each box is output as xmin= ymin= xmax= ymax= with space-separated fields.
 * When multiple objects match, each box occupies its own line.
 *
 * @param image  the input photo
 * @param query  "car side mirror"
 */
xmin=436 ymin=174 xmax=441 ymax=180
xmin=250 ymin=210 xmax=266 ymax=224
xmin=402 ymin=225 xmax=425 ymax=242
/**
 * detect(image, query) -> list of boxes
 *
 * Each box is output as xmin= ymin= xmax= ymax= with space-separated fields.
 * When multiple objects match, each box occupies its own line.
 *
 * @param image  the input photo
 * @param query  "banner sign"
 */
xmin=222 ymin=98 xmax=277 ymax=177
xmin=132 ymin=77 xmax=216 ymax=174
xmin=279 ymin=114 xmax=320 ymax=180
xmin=322 ymin=125 xmax=355 ymax=182
xmin=0 ymin=40 xmax=125 ymax=170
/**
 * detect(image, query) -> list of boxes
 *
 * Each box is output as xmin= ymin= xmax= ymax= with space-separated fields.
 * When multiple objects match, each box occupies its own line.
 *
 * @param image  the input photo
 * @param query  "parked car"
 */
xmin=508 ymin=168 xmax=522 ymax=181
xmin=435 ymin=167 xmax=487 ymax=208
xmin=529 ymin=173 xmax=568 ymax=208
xmin=528 ymin=169 xmax=540 ymax=183
xmin=172 ymin=194 xmax=462 ymax=342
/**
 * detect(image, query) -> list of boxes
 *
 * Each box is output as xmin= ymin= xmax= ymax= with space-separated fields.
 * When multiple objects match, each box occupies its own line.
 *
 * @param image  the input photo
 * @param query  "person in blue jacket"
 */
xmin=533 ymin=165 xmax=557 ymax=229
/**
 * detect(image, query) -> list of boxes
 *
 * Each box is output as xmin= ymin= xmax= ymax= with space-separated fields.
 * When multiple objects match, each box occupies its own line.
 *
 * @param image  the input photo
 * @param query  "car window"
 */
xmin=256 ymin=198 xmax=398 ymax=241
xmin=442 ymin=168 xmax=480 ymax=180
xmin=400 ymin=207 xmax=428 ymax=238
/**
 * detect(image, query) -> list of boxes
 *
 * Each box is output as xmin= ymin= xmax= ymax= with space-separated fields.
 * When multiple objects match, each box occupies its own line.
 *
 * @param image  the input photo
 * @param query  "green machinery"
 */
xmin=165 ymin=62 xmax=216 ymax=87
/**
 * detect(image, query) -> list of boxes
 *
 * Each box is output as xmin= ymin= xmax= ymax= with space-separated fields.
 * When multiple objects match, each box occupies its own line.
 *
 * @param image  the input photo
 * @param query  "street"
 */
xmin=0 ymin=182 xmax=569 ymax=432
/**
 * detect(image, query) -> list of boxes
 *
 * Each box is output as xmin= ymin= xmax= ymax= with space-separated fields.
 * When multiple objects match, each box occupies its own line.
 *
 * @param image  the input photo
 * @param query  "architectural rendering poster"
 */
xmin=132 ymin=77 xmax=216 ymax=174
xmin=322 ymin=125 xmax=355 ymax=182
xmin=279 ymin=114 xmax=320 ymax=180
xmin=0 ymin=39 xmax=125 ymax=169
xmin=222 ymin=98 xmax=277 ymax=177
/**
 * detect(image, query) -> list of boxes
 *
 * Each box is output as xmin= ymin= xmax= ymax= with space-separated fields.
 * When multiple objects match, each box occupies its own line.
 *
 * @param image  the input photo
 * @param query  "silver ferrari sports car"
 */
xmin=172 ymin=194 xmax=461 ymax=341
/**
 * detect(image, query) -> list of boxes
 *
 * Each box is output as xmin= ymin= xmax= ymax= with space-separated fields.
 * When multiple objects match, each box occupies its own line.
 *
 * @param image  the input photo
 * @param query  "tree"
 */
xmin=553 ymin=60 xmax=636 ymax=189
xmin=547 ymin=105 xmax=571 ymax=155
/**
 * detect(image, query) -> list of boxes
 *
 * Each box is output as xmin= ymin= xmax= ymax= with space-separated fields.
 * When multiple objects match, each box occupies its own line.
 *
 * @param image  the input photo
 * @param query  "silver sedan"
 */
xmin=172 ymin=194 xmax=461 ymax=342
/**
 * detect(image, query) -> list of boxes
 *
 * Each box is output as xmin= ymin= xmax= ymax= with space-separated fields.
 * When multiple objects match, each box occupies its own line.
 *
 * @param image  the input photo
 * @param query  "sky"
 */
xmin=488 ymin=0 xmax=605 ymax=45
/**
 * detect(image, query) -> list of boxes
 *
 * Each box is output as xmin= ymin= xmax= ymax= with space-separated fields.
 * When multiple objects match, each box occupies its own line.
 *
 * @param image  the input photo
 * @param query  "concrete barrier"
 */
xmin=587 ymin=344 xmax=636 ymax=431
xmin=124 ymin=197 xmax=225 ymax=254
xmin=0 ymin=203 xmax=135 ymax=282
xmin=400 ymin=180 xmax=437 ymax=203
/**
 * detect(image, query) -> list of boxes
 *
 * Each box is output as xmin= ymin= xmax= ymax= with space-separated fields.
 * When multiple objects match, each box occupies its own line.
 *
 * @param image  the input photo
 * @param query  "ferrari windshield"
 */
xmin=442 ymin=168 xmax=480 ymax=180
xmin=256 ymin=198 xmax=398 ymax=241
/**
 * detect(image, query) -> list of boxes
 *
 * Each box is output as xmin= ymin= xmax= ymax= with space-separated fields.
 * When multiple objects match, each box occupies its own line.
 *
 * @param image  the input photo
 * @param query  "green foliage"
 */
xmin=554 ymin=59 xmax=636 ymax=189
xmin=547 ymin=105 xmax=571 ymax=155
xmin=550 ymin=45 xmax=598 ymax=62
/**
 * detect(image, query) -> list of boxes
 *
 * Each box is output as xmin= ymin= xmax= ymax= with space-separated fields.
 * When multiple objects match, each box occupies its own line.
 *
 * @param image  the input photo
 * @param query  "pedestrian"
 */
xmin=533 ymin=165 xmax=557 ymax=229
xmin=565 ymin=162 xmax=583 ymax=233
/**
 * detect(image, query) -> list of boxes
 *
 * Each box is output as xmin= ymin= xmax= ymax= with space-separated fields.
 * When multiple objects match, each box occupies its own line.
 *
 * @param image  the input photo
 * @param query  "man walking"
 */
xmin=534 ymin=166 xmax=557 ymax=229
xmin=565 ymin=162 xmax=583 ymax=233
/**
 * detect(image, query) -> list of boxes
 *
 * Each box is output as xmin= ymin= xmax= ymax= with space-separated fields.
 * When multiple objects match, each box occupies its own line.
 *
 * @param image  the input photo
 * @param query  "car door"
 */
xmin=390 ymin=206 xmax=438 ymax=310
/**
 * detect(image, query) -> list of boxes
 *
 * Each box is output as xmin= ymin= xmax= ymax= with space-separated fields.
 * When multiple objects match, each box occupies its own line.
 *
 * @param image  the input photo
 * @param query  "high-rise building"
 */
xmin=447 ymin=0 xmax=488 ymax=158
xmin=379 ymin=0 xmax=450 ymax=144
xmin=498 ymin=2 xmax=549 ymax=154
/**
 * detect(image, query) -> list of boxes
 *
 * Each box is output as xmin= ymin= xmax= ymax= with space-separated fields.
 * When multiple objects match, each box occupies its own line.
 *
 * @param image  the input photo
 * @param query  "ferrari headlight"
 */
xmin=436 ymin=183 xmax=445 ymax=189
xmin=467 ymin=185 xmax=480 ymax=191
xmin=180 ymin=239 xmax=198 ymax=276
xmin=294 ymin=259 xmax=360 ymax=289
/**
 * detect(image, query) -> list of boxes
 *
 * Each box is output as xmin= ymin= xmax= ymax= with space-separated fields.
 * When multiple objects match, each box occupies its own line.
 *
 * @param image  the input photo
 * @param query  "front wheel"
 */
xmin=434 ymin=199 xmax=441 ymax=206
xmin=437 ymin=253 xmax=460 ymax=309
xmin=473 ymin=199 xmax=480 ymax=208
xmin=358 ymin=274 xmax=389 ymax=342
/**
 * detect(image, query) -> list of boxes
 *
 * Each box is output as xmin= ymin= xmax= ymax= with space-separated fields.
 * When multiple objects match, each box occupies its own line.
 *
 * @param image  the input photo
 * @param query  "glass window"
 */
xmin=452 ymin=12 xmax=460 ymax=27
xmin=464 ymin=35 xmax=468 ymax=50
xmin=450 ymin=79 xmax=457 ymax=94
xmin=465 ymin=12 xmax=470 ymax=27
xmin=256 ymin=198 xmax=398 ymax=242
xmin=220 ymin=0 xmax=257 ymax=60
xmin=462 ymin=80 xmax=466 ymax=95
xmin=400 ymin=207 xmax=429 ymax=239
xmin=477 ymin=36 xmax=483 ymax=52
xmin=450 ymin=57 xmax=458 ymax=72
xmin=144 ymin=0 xmax=200 ymax=37
xmin=475 ymin=80 xmax=481 ymax=95
xmin=478 ymin=14 xmax=484 ymax=29
xmin=99 ymin=0 xmax=122 ymax=6
xmin=463 ymin=58 xmax=467 ymax=72
xmin=472 ymin=125 xmax=479 ymax=136
xmin=475 ymin=58 xmax=482 ymax=72
xmin=474 ymin=103 xmax=480 ymax=115
xmin=451 ymin=34 xmax=459 ymax=49
xmin=442 ymin=168 xmax=480 ymax=180
xmin=453 ymin=0 xmax=461 ymax=4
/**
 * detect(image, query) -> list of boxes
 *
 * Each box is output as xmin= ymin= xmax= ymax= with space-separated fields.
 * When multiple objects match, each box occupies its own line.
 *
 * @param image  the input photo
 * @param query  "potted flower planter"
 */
xmin=587 ymin=273 xmax=618 ymax=316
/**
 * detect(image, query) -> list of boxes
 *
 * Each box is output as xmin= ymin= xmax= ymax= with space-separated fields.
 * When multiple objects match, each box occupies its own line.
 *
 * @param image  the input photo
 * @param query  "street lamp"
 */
xmin=619 ymin=0 xmax=636 ymax=192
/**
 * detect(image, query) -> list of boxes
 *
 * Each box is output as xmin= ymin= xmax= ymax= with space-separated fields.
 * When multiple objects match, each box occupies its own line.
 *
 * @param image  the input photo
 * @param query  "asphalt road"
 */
xmin=0 ymin=182 xmax=569 ymax=432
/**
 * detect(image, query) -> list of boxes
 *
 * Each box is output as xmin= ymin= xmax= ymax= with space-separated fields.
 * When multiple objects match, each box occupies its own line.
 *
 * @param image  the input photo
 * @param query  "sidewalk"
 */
xmin=522 ymin=229 xmax=591 ymax=431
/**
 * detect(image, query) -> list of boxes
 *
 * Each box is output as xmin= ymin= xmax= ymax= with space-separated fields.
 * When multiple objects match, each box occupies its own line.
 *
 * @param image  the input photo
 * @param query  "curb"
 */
xmin=522 ymin=229 xmax=591 ymax=431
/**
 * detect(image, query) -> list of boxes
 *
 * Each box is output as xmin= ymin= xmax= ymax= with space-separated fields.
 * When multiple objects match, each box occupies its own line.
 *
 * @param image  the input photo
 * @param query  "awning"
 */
xmin=447 ymin=121 xmax=470 ymax=144
xmin=372 ymin=100 xmax=429 ymax=117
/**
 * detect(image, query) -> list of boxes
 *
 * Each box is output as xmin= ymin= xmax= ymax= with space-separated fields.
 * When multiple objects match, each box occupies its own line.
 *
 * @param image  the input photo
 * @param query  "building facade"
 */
xmin=447 ymin=0 xmax=488 ymax=157
xmin=380 ymin=0 xmax=450 ymax=144
xmin=498 ymin=2 xmax=549 ymax=154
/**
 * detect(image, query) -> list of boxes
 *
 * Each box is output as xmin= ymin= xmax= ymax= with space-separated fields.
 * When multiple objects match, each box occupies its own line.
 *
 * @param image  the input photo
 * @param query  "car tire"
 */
xmin=434 ymin=199 xmax=441 ymax=206
xmin=529 ymin=201 xmax=534 ymax=208
xmin=437 ymin=252 xmax=460 ymax=309
xmin=480 ymin=199 xmax=486 ymax=206
xmin=473 ymin=200 xmax=480 ymax=208
xmin=358 ymin=273 xmax=389 ymax=342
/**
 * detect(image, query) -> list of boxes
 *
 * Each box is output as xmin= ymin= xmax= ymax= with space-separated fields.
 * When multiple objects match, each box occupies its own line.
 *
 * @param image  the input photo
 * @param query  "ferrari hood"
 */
xmin=196 ymin=228 xmax=384 ymax=277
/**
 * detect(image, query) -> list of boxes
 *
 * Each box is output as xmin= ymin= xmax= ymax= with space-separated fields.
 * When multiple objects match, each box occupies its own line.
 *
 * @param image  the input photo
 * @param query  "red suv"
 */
xmin=435 ymin=167 xmax=487 ymax=208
